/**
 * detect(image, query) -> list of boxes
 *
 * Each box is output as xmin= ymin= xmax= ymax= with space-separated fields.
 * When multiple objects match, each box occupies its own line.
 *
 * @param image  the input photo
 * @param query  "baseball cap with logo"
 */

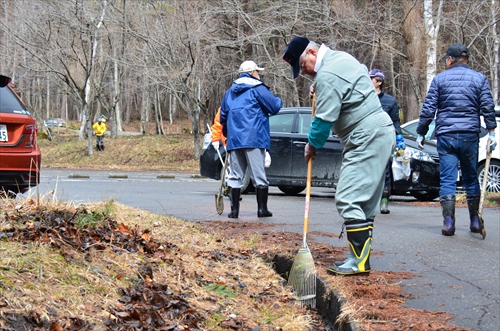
xmin=283 ymin=37 xmax=310 ymax=79
xmin=369 ymin=69 xmax=385 ymax=80
xmin=238 ymin=60 xmax=264 ymax=73
xmin=443 ymin=43 xmax=469 ymax=59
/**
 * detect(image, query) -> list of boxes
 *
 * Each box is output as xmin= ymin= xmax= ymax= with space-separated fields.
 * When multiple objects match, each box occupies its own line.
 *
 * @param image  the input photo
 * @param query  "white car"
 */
xmin=401 ymin=112 xmax=500 ymax=193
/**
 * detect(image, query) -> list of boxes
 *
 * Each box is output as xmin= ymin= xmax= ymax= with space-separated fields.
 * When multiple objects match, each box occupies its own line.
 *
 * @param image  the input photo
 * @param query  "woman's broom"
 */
xmin=288 ymin=94 xmax=317 ymax=308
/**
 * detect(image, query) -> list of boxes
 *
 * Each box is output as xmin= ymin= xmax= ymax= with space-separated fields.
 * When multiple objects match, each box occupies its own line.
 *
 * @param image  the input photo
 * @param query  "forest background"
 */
xmin=0 ymin=0 xmax=498 ymax=158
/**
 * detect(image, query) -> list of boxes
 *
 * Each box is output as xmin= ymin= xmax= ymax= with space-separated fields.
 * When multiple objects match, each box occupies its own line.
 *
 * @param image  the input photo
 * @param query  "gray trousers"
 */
xmin=227 ymin=148 xmax=268 ymax=188
xmin=335 ymin=116 xmax=395 ymax=221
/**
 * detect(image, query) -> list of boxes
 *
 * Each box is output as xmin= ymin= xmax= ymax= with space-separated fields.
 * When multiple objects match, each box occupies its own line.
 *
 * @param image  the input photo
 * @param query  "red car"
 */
xmin=0 ymin=75 xmax=41 ymax=196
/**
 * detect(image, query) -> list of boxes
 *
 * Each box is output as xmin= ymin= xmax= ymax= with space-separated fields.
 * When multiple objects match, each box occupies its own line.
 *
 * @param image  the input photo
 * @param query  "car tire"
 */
xmin=220 ymin=167 xmax=252 ymax=194
xmin=411 ymin=191 xmax=439 ymax=201
xmin=278 ymin=185 xmax=305 ymax=195
xmin=478 ymin=159 xmax=500 ymax=193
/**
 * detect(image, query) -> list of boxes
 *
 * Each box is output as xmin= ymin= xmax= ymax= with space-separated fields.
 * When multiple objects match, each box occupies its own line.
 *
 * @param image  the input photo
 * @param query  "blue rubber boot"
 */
xmin=440 ymin=195 xmax=456 ymax=236
xmin=467 ymin=195 xmax=481 ymax=233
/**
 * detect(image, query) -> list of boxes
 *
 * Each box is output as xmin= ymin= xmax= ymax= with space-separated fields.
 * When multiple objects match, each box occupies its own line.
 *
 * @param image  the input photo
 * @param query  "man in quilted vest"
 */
xmin=416 ymin=43 xmax=497 ymax=237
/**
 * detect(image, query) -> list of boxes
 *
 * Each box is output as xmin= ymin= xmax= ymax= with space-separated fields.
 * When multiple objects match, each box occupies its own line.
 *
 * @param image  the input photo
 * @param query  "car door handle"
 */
xmin=292 ymin=141 xmax=307 ymax=145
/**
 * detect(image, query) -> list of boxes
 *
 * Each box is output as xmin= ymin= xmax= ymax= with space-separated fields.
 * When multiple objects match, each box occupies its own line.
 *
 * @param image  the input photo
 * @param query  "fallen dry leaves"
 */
xmin=0 ymin=197 xmax=481 ymax=331
xmin=0 ymin=198 xmax=320 ymax=331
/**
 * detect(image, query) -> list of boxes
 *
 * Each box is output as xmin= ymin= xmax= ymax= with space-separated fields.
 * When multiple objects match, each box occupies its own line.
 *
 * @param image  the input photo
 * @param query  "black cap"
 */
xmin=283 ymin=37 xmax=310 ymax=79
xmin=443 ymin=43 xmax=469 ymax=59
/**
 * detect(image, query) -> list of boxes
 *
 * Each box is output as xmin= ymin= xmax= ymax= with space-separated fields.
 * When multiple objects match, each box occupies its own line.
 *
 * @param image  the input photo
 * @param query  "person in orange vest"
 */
xmin=211 ymin=107 xmax=234 ymax=197
xmin=211 ymin=107 xmax=226 ymax=150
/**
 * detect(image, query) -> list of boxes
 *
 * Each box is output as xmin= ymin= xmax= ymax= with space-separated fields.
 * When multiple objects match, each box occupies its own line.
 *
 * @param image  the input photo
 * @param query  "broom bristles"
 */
xmin=288 ymin=247 xmax=316 ymax=308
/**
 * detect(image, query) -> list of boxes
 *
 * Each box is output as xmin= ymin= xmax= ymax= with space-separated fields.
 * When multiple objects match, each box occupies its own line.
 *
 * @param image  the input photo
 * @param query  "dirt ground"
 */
xmin=200 ymin=219 xmax=476 ymax=331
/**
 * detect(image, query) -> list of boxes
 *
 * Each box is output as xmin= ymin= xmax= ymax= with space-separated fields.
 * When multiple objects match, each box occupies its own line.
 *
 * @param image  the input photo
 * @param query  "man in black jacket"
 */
xmin=416 ymin=44 xmax=497 ymax=237
xmin=369 ymin=69 xmax=405 ymax=214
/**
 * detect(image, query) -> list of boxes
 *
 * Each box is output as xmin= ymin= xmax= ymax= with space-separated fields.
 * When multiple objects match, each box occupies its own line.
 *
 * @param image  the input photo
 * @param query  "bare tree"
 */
xmin=423 ymin=0 xmax=444 ymax=92
xmin=0 ymin=0 xmax=110 ymax=156
xmin=1 ymin=0 xmax=498 ymax=160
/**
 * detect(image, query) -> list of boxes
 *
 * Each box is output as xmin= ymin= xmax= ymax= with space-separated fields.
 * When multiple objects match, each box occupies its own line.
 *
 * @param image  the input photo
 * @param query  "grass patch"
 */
xmin=0 ymin=195 xmax=314 ymax=330
xmin=38 ymin=125 xmax=200 ymax=172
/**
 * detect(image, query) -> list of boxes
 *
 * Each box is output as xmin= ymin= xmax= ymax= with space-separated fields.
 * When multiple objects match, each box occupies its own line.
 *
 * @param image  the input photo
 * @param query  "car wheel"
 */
xmin=411 ymin=191 xmax=439 ymax=201
xmin=220 ymin=167 xmax=252 ymax=194
xmin=278 ymin=185 xmax=305 ymax=195
xmin=478 ymin=159 xmax=500 ymax=193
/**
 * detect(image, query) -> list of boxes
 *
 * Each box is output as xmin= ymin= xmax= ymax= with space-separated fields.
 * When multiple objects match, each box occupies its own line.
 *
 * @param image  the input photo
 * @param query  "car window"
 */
xmin=298 ymin=113 xmax=311 ymax=134
xmin=401 ymin=122 xmax=417 ymax=137
xmin=269 ymin=113 xmax=295 ymax=133
xmin=0 ymin=86 xmax=30 ymax=114
xmin=402 ymin=120 xmax=435 ymax=141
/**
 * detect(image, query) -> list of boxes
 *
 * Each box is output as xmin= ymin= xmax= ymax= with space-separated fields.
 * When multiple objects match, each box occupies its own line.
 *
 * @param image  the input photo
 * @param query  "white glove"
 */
xmin=488 ymin=132 xmax=497 ymax=152
xmin=212 ymin=141 xmax=219 ymax=150
xmin=265 ymin=151 xmax=271 ymax=168
xmin=416 ymin=134 xmax=425 ymax=150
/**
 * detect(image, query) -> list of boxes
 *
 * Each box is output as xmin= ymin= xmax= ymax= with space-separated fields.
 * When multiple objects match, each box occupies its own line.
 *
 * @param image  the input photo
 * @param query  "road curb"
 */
xmin=68 ymin=173 xmax=90 ymax=179
xmin=271 ymin=254 xmax=358 ymax=331
xmin=157 ymin=175 xmax=175 ymax=179
xmin=108 ymin=174 xmax=128 ymax=179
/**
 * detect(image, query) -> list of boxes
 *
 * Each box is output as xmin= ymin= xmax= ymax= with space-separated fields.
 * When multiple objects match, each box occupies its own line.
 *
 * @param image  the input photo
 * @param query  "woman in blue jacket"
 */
xmin=220 ymin=61 xmax=282 ymax=218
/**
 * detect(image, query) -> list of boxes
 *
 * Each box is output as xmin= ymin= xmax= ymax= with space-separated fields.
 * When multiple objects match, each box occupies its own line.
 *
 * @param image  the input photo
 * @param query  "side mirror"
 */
xmin=0 ymin=75 xmax=11 ymax=88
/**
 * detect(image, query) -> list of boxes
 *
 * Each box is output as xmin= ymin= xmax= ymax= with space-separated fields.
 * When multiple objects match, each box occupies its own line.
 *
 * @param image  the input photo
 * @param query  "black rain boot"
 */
xmin=467 ymin=195 xmax=481 ymax=233
xmin=380 ymin=188 xmax=391 ymax=214
xmin=228 ymin=187 xmax=240 ymax=218
xmin=440 ymin=195 xmax=456 ymax=236
xmin=327 ymin=219 xmax=373 ymax=276
xmin=256 ymin=185 xmax=272 ymax=217
xmin=96 ymin=144 xmax=100 ymax=151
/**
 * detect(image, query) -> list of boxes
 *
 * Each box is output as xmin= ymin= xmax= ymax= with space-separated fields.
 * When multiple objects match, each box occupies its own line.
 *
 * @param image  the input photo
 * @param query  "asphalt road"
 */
xmin=30 ymin=169 xmax=500 ymax=331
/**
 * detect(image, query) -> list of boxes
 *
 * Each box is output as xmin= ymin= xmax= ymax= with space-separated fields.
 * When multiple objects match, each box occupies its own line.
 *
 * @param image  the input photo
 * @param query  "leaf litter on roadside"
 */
xmin=1 ymin=195 xmax=481 ymax=331
xmin=0 ymin=197 xmax=320 ymax=331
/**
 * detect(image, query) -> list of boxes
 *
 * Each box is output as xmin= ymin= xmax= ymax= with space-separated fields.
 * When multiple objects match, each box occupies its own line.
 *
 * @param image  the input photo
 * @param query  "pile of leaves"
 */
xmin=0 ymin=198 xmax=320 ymax=330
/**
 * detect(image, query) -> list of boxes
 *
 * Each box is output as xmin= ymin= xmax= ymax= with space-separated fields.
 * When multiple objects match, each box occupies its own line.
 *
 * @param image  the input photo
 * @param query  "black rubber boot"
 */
xmin=96 ymin=144 xmax=101 ymax=151
xmin=228 ymin=187 xmax=240 ymax=218
xmin=467 ymin=195 xmax=481 ymax=233
xmin=440 ymin=195 xmax=456 ymax=236
xmin=327 ymin=219 xmax=373 ymax=276
xmin=380 ymin=188 xmax=390 ymax=214
xmin=256 ymin=185 xmax=272 ymax=217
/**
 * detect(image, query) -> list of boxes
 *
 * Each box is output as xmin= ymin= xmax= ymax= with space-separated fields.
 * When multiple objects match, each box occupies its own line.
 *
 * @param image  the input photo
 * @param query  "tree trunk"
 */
xmin=423 ymin=0 xmax=443 ymax=92
xmin=113 ymin=47 xmax=123 ymax=135
xmin=491 ymin=0 xmax=499 ymax=104
xmin=153 ymin=86 xmax=164 ymax=135
xmin=140 ymin=88 xmax=149 ymax=134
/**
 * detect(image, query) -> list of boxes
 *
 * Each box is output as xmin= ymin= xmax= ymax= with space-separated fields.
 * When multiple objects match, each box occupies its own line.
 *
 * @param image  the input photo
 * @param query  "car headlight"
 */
xmin=406 ymin=146 xmax=436 ymax=163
